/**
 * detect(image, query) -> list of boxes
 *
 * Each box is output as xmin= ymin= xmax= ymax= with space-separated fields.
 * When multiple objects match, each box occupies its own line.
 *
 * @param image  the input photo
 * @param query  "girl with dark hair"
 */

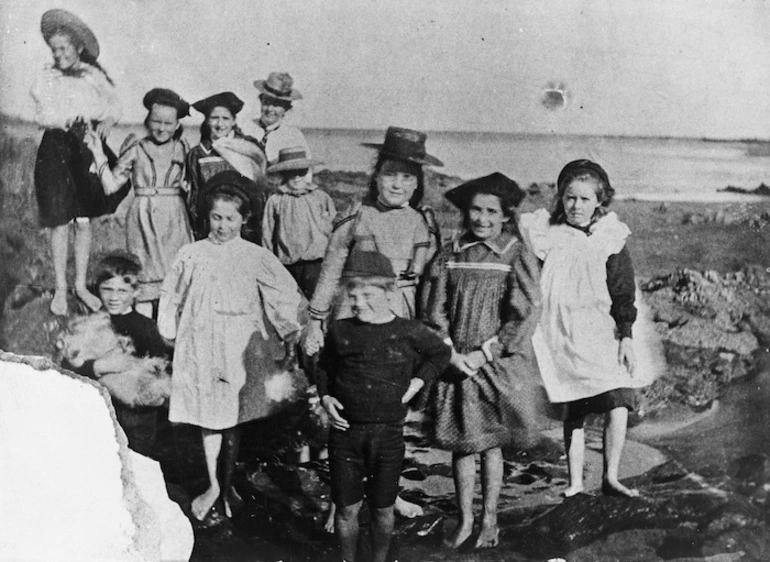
xmin=422 ymin=173 xmax=543 ymax=549
xmin=186 ymin=92 xmax=267 ymax=242
xmin=158 ymin=171 xmax=305 ymax=521
xmin=31 ymin=9 xmax=122 ymax=316
xmin=520 ymin=159 xmax=642 ymax=499
xmin=86 ymin=88 xmax=194 ymax=320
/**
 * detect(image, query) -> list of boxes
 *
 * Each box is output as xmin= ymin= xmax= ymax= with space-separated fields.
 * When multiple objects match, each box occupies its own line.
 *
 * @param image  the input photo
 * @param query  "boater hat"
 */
xmin=557 ymin=159 xmax=611 ymax=190
xmin=41 ymin=9 xmax=99 ymax=60
xmin=266 ymin=147 xmax=323 ymax=173
xmin=253 ymin=72 xmax=303 ymax=102
xmin=192 ymin=92 xmax=244 ymax=116
xmin=445 ymin=172 xmax=526 ymax=209
xmin=342 ymin=250 xmax=396 ymax=279
xmin=143 ymin=88 xmax=190 ymax=118
xmin=361 ymin=126 xmax=444 ymax=167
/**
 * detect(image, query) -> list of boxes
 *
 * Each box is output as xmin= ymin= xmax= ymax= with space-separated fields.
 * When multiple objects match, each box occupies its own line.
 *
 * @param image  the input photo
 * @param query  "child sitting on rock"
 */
xmin=317 ymin=250 xmax=450 ymax=562
xmin=61 ymin=252 xmax=170 ymax=457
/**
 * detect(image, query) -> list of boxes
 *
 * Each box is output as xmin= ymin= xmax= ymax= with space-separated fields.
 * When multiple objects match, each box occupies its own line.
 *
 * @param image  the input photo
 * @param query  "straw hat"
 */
xmin=41 ymin=9 xmax=99 ymax=60
xmin=444 ymin=172 xmax=526 ymax=209
xmin=253 ymin=72 xmax=303 ymax=102
xmin=266 ymin=147 xmax=323 ymax=173
xmin=192 ymin=92 xmax=244 ymax=116
xmin=143 ymin=88 xmax=190 ymax=118
xmin=361 ymin=126 xmax=443 ymax=167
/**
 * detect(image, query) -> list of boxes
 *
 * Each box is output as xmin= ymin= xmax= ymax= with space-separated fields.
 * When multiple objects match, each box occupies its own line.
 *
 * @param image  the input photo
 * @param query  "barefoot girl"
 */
xmin=158 ymin=171 xmax=304 ymax=520
xmin=31 ymin=9 xmax=122 ymax=315
xmin=87 ymin=88 xmax=194 ymax=319
xmin=520 ymin=159 xmax=641 ymax=498
xmin=422 ymin=173 xmax=543 ymax=549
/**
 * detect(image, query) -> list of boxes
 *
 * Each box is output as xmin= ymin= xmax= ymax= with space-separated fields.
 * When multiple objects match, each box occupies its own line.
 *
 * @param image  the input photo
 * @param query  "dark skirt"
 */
xmin=34 ymin=128 xmax=126 ymax=227
xmin=560 ymin=388 xmax=636 ymax=422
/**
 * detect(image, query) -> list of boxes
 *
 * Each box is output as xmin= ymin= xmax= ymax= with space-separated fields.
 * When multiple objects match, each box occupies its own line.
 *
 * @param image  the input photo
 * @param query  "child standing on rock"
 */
xmin=520 ymin=159 xmax=643 ymax=498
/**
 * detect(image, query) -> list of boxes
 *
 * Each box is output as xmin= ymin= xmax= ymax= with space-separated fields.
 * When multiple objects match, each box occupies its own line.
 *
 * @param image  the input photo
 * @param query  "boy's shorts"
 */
xmin=329 ymin=421 xmax=405 ymax=509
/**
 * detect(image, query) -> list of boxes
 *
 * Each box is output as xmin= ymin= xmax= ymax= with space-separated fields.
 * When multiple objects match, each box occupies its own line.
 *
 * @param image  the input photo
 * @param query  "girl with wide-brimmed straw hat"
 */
xmin=186 ymin=91 xmax=268 ymax=243
xmin=85 ymin=88 xmax=194 ymax=320
xmin=31 ymin=8 xmax=122 ymax=316
xmin=301 ymin=125 xmax=443 ymax=525
xmin=249 ymin=72 xmax=311 ymax=166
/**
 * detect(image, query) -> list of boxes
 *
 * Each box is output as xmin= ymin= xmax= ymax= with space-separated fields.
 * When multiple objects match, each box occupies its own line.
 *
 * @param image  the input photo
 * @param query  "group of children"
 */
xmin=33 ymin=9 xmax=647 ymax=562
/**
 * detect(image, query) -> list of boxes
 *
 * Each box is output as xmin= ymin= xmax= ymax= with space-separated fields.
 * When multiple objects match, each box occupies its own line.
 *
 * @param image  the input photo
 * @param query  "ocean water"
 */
xmin=108 ymin=124 xmax=770 ymax=201
xmin=304 ymin=128 xmax=770 ymax=202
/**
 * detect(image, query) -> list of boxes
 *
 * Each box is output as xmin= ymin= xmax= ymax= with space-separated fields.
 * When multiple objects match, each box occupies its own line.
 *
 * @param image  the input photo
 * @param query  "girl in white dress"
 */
xmin=520 ymin=159 xmax=643 ymax=498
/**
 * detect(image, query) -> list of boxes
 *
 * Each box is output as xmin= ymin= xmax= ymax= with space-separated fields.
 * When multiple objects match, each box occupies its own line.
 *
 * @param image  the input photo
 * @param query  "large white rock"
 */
xmin=0 ymin=352 xmax=193 ymax=562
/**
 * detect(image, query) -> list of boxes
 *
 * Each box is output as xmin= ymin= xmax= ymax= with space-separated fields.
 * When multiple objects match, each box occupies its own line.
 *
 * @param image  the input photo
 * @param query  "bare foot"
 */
xmin=223 ymin=486 xmax=243 ymax=518
xmin=74 ymin=286 xmax=101 ymax=312
xmin=602 ymin=480 xmax=640 ymax=498
xmin=562 ymin=484 xmax=584 ymax=498
xmin=191 ymin=485 xmax=221 ymax=521
xmin=395 ymin=495 xmax=423 ymax=518
xmin=475 ymin=518 xmax=499 ymax=549
xmin=50 ymin=288 xmax=68 ymax=316
xmin=443 ymin=518 xmax=473 ymax=549
xmin=323 ymin=502 xmax=336 ymax=533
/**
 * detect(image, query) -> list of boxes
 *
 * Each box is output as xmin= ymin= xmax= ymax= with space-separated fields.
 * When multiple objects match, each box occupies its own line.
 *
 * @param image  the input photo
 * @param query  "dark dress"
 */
xmin=422 ymin=231 xmax=544 ymax=454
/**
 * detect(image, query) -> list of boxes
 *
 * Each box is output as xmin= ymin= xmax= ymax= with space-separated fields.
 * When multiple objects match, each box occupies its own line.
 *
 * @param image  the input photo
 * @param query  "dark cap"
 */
xmin=203 ymin=170 xmax=265 ymax=216
xmin=361 ymin=126 xmax=443 ymax=167
xmin=342 ymin=250 xmax=395 ymax=279
xmin=192 ymin=92 xmax=244 ymax=117
xmin=445 ymin=172 xmax=526 ymax=210
xmin=557 ymin=159 xmax=611 ymax=191
xmin=143 ymin=88 xmax=190 ymax=118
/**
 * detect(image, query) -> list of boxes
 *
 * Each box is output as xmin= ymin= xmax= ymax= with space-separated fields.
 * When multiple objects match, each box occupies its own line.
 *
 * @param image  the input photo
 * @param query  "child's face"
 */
xmin=208 ymin=106 xmax=236 ymax=141
xmin=48 ymin=33 xmax=82 ymax=71
xmin=147 ymin=104 xmax=179 ymax=144
xmin=347 ymin=284 xmax=392 ymax=323
xmin=99 ymin=276 xmax=138 ymax=315
xmin=284 ymin=169 xmax=312 ymax=192
xmin=209 ymin=198 xmax=245 ymax=243
xmin=562 ymin=179 xmax=601 ymax=227
xmin=376 ymin=160 xmax=418 ymax=208
xmin=468 ymin=193 xmax=508 ymax=241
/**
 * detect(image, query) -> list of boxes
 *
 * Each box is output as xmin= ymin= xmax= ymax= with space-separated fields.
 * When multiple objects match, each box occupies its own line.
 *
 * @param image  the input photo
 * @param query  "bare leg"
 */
xmin=49 ymin=224 xmax=69 ymax=316
xmin=444 ymin=452 xmax=475 ymax=549
xmin=72 ymin=219 xmax=101 ymax=311
xmin=371 ymin=505 xmax=395 ymax=562
xmin=476 ymin=447 xmax=502 ymax=548
xmin=394 ymin=494 xmax=423 ymax=518
xmin=220 ymin=426 xmax=243 ymax=518
xmin=191 ymin=428 xmax=222 ymax=520
xmin=335 ymin=501 xmax=362 ymax=562
xmin=602 ymin=407 xmax=639 ymax=497
xmin=323 ymin=502 xmax=336 ymax=533
xmin=563 ymin=419 xmax=585 ymax=497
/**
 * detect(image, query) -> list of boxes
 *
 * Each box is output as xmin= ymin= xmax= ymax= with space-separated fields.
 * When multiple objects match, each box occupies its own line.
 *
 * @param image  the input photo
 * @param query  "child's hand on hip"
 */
xmin=321 ymin=395 xmax=349 ymax=431
xmin=618 ymin=337 xmax=636 ymax=375
xmin=401 ymin=377 xmax=425 ymax=404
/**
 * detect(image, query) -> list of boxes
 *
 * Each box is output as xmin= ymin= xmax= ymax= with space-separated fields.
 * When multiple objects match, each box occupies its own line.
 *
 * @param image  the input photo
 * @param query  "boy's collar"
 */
xmin=453 ymin=230 xmax=517 ymax=255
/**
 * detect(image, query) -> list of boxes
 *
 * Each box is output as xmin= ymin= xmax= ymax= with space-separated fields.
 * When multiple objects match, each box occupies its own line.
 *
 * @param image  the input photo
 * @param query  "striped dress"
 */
xmin=422 ymin=231 xmax=544 ymax=453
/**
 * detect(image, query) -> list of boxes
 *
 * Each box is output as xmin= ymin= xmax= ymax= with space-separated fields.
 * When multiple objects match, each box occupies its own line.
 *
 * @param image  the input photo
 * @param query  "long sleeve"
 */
xmin=98 ymin=140 xmax=136 ymax=194
xmin=495 ymin=243 xmax=542 ymax=356
xmin=261 ymin=195 xmax=278 ymax=255
xmin=308 ymin=203 xmax=359 ymax=319
xmin=315 ymin=326 xmax=339 ymax=397
xmin=257 ymin=251 xmax=305 ymax=338
xmin=157 ymin=247 xmax=193 ymax=340
xmin=420 ymin=250 xmax=451 ymax=341
xmin=322 ymin=192 xmax=337 ymax=238
xmin=606 ymin=245 xmax=636 ymax=339
xmin=410 ymin=323 xmax=452 ymax=384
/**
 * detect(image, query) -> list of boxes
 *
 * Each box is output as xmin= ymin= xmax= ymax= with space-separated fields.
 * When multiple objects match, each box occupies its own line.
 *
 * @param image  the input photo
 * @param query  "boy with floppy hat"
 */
xmin=317 ymin=249 xmax=450 ymax=562
xmin=263 ymin=146 xmax=335 ymax=299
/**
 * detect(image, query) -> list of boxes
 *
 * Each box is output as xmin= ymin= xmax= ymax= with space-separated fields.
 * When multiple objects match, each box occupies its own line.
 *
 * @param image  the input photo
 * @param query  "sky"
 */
xmin=1 ymin=0 xmax=769 ymax=139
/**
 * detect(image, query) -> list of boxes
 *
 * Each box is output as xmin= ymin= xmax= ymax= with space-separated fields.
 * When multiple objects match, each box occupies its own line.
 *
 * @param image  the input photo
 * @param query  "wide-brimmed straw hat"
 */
xmin=41 ymin=9 xmax=99 ymax=60
xmin=253 ymin=72 xmax=303 ymax=102
xmin=361 ymin=126 xmax=443 ymax=167
xmin=266 ymin=147 xmax=323 ymax=173
xmin=143 ymin=88 xmax=190 ymax=118
xmin=445 ymin=172 xmax=526 ymax=209
xmin=192 ymin=92 xmax=244 ymax=117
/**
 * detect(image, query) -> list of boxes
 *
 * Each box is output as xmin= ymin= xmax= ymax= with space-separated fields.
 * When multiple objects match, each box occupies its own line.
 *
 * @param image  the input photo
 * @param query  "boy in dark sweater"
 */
xmin=317 ymin=250 xmax=450 ymax=562
xmin=72 ymin=253 xmax=169 ymax=457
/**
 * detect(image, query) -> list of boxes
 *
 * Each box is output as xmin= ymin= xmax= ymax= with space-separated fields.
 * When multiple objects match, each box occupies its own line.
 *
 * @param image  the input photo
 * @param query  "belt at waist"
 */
xmin=135 ymin=187 xmax=183 ymax=197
